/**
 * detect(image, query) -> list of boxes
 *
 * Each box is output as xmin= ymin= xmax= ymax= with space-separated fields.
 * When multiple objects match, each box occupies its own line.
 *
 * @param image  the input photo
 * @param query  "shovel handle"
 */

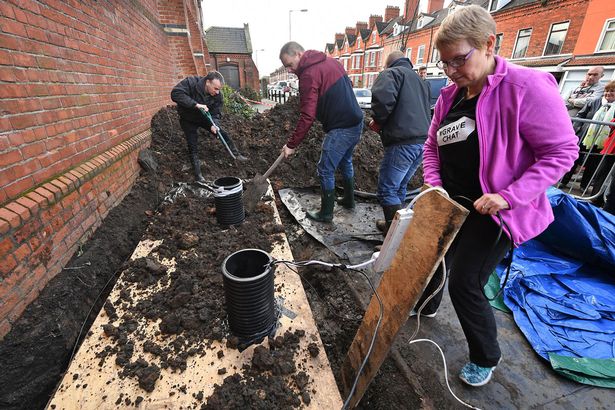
xmin=263 ymin=152 xmax=285 ymax=179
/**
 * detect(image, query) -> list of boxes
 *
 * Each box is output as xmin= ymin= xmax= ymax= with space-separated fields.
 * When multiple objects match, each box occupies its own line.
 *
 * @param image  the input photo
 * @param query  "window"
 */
xmin=512 ymin=28 xmax=532 ymax=59
xmin=544 ymin=21 xmax=569 ymax=56
xmin=406 ymin=48 xmax=412 ymax=60
xmin=370 ymin=51 xmax=376 ymax=67
xmin=417 ymin=45 xmax=425 ymax=64
xmin=357 ymin=38 xmax=361 ymax=48
xmin=372 ymin=32 xmax=376 ymax=44
xmin=430 ymin=47 xmax=440 ymax=63
xmin=495 ymin=33 xmax=503 ymax=55
xmin=597 ymin=19 xmax=615 ymax=52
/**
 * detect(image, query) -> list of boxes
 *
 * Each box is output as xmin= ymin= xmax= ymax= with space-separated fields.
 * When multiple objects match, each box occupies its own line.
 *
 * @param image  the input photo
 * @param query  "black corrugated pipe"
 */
xmin=222 ymin=249 xmax=277 ymax=344
xmin=213 ymin=176 xmax=245 ymax=225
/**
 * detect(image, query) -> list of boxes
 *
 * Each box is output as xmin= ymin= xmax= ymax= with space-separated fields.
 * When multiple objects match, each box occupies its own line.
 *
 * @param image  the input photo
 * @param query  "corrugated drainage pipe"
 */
xmin=222 ymin=249 xmax=277 ymax=343
xmin=213 ymin=176 xmax=245 ymax=225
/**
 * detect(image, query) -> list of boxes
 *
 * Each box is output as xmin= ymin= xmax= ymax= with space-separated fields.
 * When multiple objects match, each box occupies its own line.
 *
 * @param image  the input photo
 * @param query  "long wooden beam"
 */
xmin=341 ymin=189 xmax=468 ymax=407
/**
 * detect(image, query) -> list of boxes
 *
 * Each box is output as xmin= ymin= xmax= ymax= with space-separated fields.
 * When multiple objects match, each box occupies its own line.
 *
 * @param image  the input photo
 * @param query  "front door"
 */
xmin=219 ymin=65 xmax=240 ymax=89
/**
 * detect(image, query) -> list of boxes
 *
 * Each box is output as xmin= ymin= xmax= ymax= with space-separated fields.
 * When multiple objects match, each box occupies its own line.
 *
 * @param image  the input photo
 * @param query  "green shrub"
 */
xmin=238 ymin=87 xmax=260 ymax=102
xmin=221 ymin=85 xmax=253 ymax=119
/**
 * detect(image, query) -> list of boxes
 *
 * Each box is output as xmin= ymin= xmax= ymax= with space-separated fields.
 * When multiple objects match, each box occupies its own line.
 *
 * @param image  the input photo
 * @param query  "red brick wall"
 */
xmin=493 ymin=0 xmax=589 ymax=59
xmin=0 ymin=0 xmax=207 ymax=339
xmin=212 ymin=53 xmax=260 ymax=91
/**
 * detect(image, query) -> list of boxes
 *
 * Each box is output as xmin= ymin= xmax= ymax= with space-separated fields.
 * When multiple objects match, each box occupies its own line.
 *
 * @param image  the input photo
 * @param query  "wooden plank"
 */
xmin=340 ymin=189 xmax=469 ymax=408
xmin=47 ymin=186 xmax=342 ymax=409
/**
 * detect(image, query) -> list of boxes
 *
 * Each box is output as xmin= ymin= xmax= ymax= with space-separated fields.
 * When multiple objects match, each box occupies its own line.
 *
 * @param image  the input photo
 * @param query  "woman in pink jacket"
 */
xmin=418 ymin=6 xmax=578 ymax=386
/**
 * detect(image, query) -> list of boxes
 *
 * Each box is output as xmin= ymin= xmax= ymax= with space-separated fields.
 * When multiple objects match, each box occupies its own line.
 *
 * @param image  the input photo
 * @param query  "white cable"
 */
xmin=408 ymin=339 xmax=482 ymax=410
xmin=407 ymin=186 xmax=449 ymax=210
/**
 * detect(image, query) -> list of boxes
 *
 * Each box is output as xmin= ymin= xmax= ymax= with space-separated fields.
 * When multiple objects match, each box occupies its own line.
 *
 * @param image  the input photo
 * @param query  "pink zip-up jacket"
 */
xmin=423 ymin=56 xmax=578 ymax=245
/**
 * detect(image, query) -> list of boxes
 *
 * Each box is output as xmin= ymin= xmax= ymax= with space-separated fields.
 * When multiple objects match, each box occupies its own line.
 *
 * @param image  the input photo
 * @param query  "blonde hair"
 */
xmin=605 ymin=80 xmax=615 ymax=92
xmin=435 ymin=5 xmax=496 ymax=50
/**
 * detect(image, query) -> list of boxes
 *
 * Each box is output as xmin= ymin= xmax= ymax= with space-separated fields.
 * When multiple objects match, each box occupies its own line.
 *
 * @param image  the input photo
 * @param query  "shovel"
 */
xmin=198 ymin=108 xmax=237 ymax=160
xmin=244 ymin=152 xmax=285 ymax=213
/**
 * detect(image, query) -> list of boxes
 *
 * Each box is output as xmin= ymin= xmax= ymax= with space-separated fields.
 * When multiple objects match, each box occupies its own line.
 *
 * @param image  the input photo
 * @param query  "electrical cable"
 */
xmin=408 ymin=339 xmax=482 ymax=410
xmin=270 ymin=259 xmax=383 ymax=410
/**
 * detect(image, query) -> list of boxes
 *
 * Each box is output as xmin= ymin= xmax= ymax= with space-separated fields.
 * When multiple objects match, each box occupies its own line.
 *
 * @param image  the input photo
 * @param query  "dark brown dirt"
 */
xmin=0 ymin=99 xmax=423 ymax=410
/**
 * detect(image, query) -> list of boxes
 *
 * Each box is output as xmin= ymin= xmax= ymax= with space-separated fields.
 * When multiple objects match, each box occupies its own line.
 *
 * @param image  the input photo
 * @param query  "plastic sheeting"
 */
xmin=495 ymin=188 xmax=615 ymax=387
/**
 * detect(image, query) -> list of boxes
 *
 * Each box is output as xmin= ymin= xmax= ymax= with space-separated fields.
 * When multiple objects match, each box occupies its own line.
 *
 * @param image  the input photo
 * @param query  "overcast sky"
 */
xmin=201 ymin=0 xmax=439 ymax=78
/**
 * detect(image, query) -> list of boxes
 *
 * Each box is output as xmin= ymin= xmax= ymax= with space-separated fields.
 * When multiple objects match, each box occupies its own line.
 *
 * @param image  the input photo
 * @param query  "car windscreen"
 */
xmin=354 ymin=90 xmax=371 ymax=97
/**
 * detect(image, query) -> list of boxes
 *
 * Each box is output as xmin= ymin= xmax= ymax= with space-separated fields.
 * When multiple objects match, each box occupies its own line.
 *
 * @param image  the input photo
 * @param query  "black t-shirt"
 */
xmin=437 ymin=89 xmax=483 ymax=201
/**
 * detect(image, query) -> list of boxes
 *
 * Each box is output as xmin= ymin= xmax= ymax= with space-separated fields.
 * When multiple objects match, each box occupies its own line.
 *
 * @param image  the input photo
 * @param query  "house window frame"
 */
xmin=372 ymin=32 xmax=376 ymax=44
xmin=406 ymin=47 xmax=412 ymax=60
xmin=417 ymin=44 xmax=425 ymax=64
xmin=494 ymin=33 xmax=503 ymax=55
xmin=543 ymin=21 xmax=569 ymax=56
xmin=596 ymin=18 xmax=615 ymax=53
xmin=430 ymin=47 xmax=440 ymax=64
xmin=511 ymin=28 xmax=532 ymax=59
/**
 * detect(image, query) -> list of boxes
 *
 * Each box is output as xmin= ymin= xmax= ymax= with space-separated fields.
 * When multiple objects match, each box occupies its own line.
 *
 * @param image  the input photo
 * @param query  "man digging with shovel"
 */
xmin=171 ymin=71 xmax=248 ymax=184
xmin=278 ymin=42 xmax=364 ymax=222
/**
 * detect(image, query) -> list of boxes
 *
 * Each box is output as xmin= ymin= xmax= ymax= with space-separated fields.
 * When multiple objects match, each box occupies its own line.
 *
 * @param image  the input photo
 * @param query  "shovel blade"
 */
xmin=244 ymin=175 xmax=269 ymax=213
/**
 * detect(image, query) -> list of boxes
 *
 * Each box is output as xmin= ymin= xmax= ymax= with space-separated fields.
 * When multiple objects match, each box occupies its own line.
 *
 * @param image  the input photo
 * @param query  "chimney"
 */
xmin=335 ymin=33 xmax=344 ymax=41
xmin=369 ymin=14 xmax=383 ymax=28
xmin=345 ymin=26 xmax=356 ymax=36
xmin=427 ymin=0 xmax=445 ymax=14
xmin=355 ymin=21 xmax=368 ymax=34
xmin=384 ymin=5 xmax=400 ymax=22
xmin=404 ymin=0 xmax=421 ymax=20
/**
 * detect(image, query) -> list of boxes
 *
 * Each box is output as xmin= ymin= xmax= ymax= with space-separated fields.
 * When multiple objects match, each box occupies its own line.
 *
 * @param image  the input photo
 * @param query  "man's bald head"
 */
xmin=586 ymin=66 xmax=605 ymax=85
xmin=386 ymin=51 xmax=405 ymax=68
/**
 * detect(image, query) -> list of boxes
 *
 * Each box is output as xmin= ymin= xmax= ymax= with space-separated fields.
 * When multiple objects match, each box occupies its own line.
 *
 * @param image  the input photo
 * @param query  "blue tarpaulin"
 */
xmin=495 ymin=188 xmax=615 ymax=387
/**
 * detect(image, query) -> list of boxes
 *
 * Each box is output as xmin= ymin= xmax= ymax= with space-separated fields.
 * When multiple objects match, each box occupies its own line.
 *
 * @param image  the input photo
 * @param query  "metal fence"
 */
xmin=558 ymin=116 xmax=615 ymax=202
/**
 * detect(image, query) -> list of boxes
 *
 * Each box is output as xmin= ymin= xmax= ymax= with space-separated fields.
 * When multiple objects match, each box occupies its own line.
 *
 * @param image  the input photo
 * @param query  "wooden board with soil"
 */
xmin=47 ymin=186 xmax=341 ymax=409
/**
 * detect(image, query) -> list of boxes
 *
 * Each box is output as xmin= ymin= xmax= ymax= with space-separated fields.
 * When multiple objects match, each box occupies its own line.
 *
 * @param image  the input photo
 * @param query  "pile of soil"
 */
xmin=0 ymin=99 xmax=422 ymax=410
xmin=151 ymin=96 xmax=423 ymax=192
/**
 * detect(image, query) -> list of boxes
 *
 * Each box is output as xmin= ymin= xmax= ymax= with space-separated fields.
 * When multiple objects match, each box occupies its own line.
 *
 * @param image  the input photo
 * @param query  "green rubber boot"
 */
xmin=307 ymin=189 xmax=335 ymax=223
xmin=336 ymin=177 xmax=355 ymax=209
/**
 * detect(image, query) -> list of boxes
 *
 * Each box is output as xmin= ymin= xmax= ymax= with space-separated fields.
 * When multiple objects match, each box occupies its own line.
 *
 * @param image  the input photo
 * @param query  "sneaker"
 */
xmin=409 ymin=309 xmax=437 ymax=318
xmin=459 ymin=361 xmax=498 ymax=387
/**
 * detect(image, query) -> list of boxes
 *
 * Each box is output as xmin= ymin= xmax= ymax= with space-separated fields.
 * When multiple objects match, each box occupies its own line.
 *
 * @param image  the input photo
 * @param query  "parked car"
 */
xmin=269 ymin=80 xmax=291 ymax=93
xmin=424 ymin=77 xmax=449 ymax=108
xmin=353 ymin=88 xmax=372 ymax=109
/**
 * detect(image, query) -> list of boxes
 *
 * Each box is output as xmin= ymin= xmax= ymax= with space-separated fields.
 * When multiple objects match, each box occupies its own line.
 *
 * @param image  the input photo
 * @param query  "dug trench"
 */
xmin=0 ymin=97 xmax=424 ymax=409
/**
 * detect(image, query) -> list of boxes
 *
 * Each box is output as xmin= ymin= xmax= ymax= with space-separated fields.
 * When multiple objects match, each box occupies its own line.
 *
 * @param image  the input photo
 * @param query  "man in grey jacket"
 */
xmin=369 ymin=50 xmax=431 ymax=233
xmin=565 ymin=66 xmax=605 ymax=117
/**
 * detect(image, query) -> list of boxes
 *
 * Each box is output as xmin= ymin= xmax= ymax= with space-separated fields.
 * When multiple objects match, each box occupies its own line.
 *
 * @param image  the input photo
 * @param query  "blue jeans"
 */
xmin=317 ymin=122 xmax=363 ymax=191
xmin=377 ymin=143 xmax=423 ymax=206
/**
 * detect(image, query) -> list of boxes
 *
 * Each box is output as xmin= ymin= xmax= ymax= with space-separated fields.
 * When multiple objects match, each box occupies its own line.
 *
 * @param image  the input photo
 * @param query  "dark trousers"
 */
xmin=179 ymin=118 xmax=239 ymax=157
xmin=416 ymin=211 xmax=511 ymax=367
xmin=605 ymin=175 xmax=615 ymax=215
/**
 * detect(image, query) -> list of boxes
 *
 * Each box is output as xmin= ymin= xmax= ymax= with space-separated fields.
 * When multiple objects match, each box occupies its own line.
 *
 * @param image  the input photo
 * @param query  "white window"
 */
xmin=597 ymin=19 xmax=615 ymax=52
xmin=406 ymin=48 xmax=412 ymax=60
xmin=430 ymin=47 xmax=440 ymax=63
xmin=495 ymin=33 xmax=503 ymax=55
xmin=512 ymin=28 xmax=532 ymax=59
xmin=417 ymin=45 xmax=425 ymax=64
xmin=372 ymin=32 xmax=376 ymax=44
xmin=357 ymin=38 xmax=361 ymax=47
xmin=544 ymin=21 xmax=569 ymax=56
xmin=370 ymin=51 xmax=376 ymax=67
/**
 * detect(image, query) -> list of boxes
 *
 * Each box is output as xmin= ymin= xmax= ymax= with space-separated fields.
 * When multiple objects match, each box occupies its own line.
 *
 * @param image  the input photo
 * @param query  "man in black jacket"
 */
xmin=171 ymin=71 xmax=247 ymax=183
xmin=369 ymin=51 xmax=431 ymax=233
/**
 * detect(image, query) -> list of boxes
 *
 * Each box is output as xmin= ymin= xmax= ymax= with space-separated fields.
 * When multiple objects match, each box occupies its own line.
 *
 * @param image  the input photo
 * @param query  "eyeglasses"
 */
xmin=436 ymin=48 xmax=475 ymax=70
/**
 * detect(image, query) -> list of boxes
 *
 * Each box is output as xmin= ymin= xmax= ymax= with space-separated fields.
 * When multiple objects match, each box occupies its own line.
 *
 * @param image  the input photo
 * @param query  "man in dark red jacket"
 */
xmin=279 ymin=42 xmax=364 ymax=222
